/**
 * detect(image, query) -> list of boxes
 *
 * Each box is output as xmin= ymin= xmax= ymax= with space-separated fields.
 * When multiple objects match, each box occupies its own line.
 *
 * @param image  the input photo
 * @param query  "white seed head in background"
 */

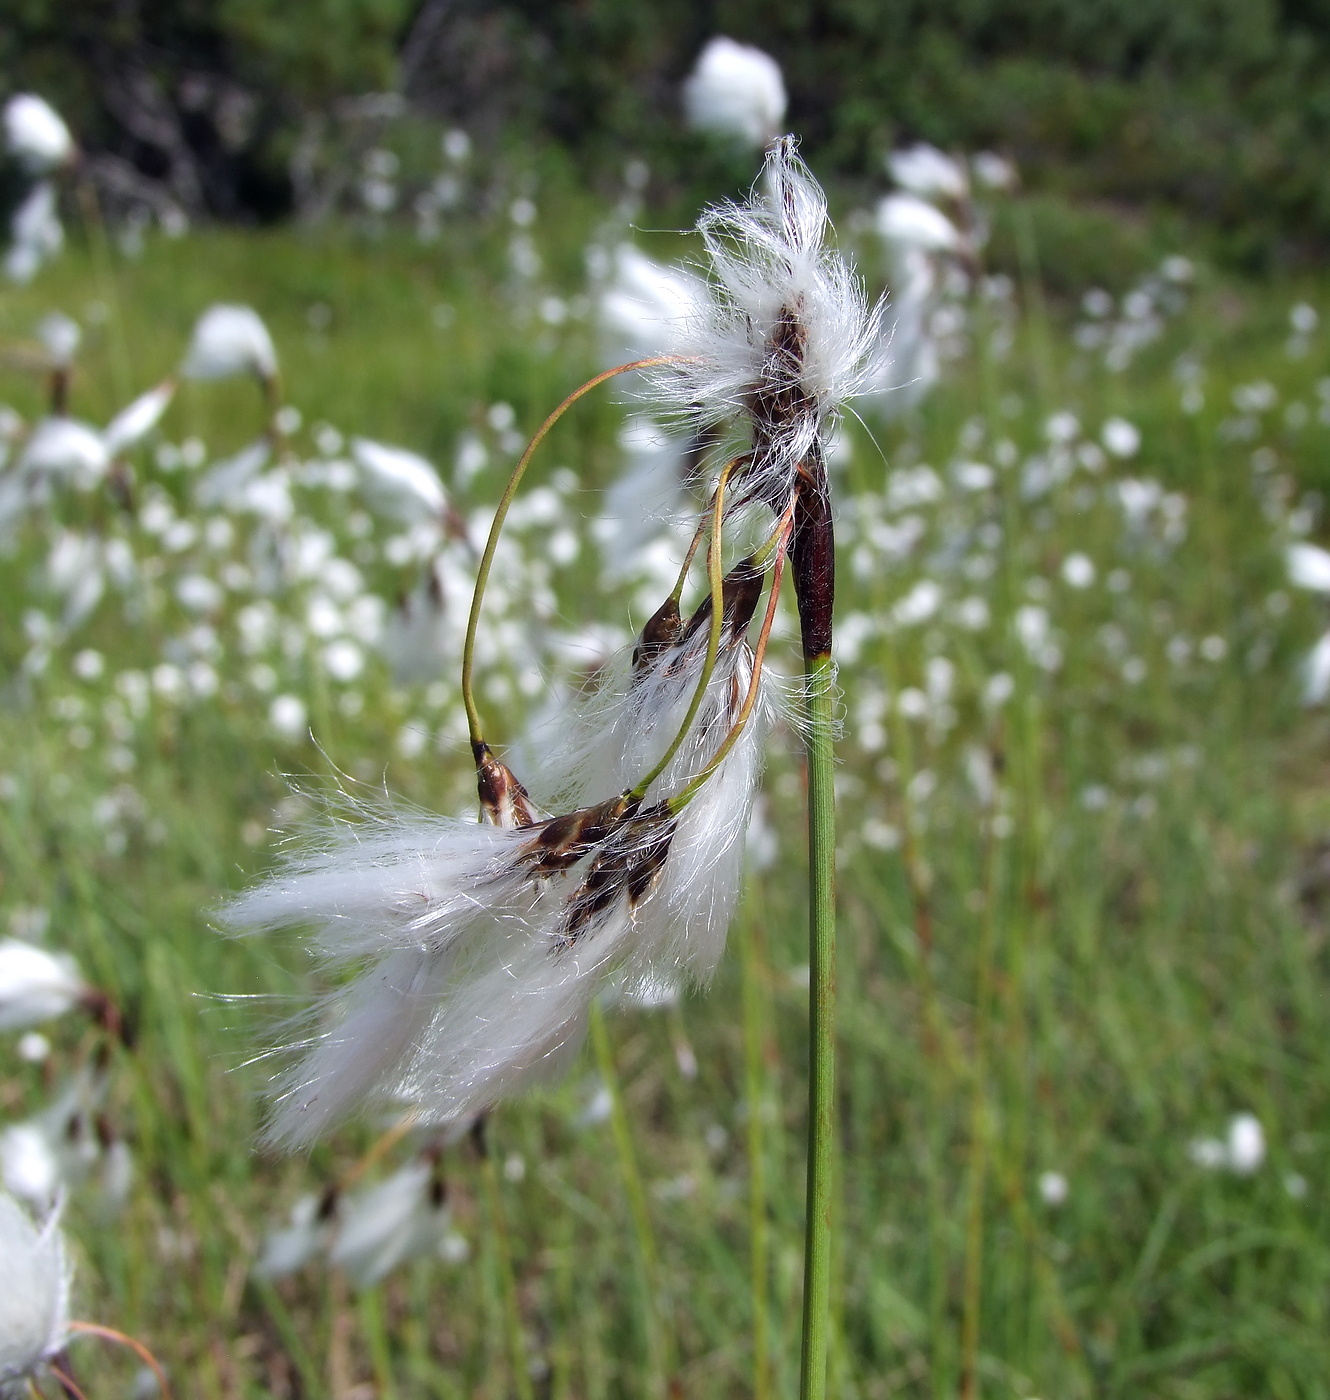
xmin=35 ymin=313 xmax=80 ymax=368
xmin=0 ymin=939 xmax=85 ymax=1032
xmin=350 ymin=437 xmax=448 ymax=525
xmin=181 ymin=304 xmax=278 ymax=383
xmin=0 ymin=1192 xmax=71 ymax=1389
xmin=887 ymin=143 xmax=968 ymax=203
xmin=3 ymin=95 xmax=74 ymax=175
xmin=683 ymin=37 xmax=787 ymax=151
xmin=104 ymin=382 xmax=177 ymax=457
xmin=5 ymin=182 xmax=64 ymax=284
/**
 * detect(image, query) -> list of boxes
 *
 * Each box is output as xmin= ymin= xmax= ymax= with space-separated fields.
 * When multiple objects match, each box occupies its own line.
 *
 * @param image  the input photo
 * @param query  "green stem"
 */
xmin=461 ymin=357 xmax=679 ymax=751
xmin=589 ymin=1001 xmax=670 ymax=1396
xmin=479 ymin=1142 xmax=535 ymax=1400
xmin=798 ymin=649 xmax=837 ymax=1400
xmin=741 ymin=907 xmax=772 ymax=1400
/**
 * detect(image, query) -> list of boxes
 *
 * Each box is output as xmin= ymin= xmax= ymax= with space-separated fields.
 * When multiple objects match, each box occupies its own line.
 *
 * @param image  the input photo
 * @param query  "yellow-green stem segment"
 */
xmin=799 ymin=648 xmax=837 ymax=1400
xmin=461 ymin=357 xmax=682 ymax=751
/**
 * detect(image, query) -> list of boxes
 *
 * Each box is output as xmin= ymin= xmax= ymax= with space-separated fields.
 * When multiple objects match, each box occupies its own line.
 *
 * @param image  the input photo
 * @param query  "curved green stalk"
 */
xmin=626 ymin=457 xmax=735 ymax=802
xmin=461 ymin=357 xmax=681 ymax=752
xmin=799 ymin=649 xmax=837 ymax=1400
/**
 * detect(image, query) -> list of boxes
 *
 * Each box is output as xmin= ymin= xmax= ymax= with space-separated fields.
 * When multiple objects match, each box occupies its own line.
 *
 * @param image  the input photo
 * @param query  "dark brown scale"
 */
xmin=680 ymin=555 xmax=766 ymax=647
xmin=556 ymin=807 xmax=676 ymax=948
xmin=632 ymin=595 xmax=683 ymax=673
xmin=744 ymin=300 xmax=822 ymax=515
xmin=627 ymin=815 xmax=675 ymax=907
xmin=474 ymin=743 xmax=537 ymax=829
xmin=524 ymin=795 xmax=639 ymax=875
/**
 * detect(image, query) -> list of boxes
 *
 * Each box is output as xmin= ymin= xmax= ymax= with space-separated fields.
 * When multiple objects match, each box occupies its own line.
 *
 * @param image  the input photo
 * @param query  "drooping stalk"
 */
xmin=460 ymin=356 xmax=684 ymax=755
xmin=790 ymin=453 xmax=837 ymax=1400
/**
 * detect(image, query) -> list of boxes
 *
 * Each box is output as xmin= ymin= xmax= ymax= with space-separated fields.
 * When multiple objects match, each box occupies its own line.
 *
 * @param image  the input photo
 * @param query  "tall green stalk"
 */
xmin=798 ymin=649 xmax=838 ymax=1400
xmin=789 ymin=445 xmax=838 ymax=1400
xmin=741 ymin=907 xmax=772 ymax=1400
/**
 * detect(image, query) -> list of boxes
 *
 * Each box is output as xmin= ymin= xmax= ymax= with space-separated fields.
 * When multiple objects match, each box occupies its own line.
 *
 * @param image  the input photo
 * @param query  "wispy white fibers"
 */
xmin=683 ymin=38 xmax=787 ymax=151
xmin=5 ymin=182 xmax=63 ymax=284
xmin=226 ymin=575 xmax=772 ymax=1146
xmin=0 ymin=1192 xmax=71 ymax=1390
xmin=646 ymin=138 xmax=882 ymax=505
xmin=598 ymin=244 xmax=709 ymax=365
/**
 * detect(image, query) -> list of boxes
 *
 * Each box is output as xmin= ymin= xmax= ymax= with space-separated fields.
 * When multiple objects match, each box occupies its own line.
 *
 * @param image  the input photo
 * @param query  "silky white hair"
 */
xmin=225 ymin=616 xmax=770 ymax=1148
xmin=646 ymin=138 xmax=883 ymax=504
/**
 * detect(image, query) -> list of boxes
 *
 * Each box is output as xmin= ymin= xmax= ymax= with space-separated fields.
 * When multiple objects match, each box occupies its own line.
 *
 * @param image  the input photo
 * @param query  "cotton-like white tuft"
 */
xmin=227 ymin=598 xmax=771 ymax=1145
xmin=104 ymin=381 xmax=176 ymax=455
xmin=598 ymin=244 xmax=709 ymax=364
xmin=0 ymin=940 xmax=85 ymax=1032
xmin=329 ymin=1161 xmax=452 ymax=1287
xmin=181 ymin=304 xmax=278 ymax=383
xmin=350 ymin=437 xmax=448 ymax=524
xmin=3 ymin=96 xmax=74 ymax=175
xmin=875 ymin=193 xmax=963 ymax=254
xmin=5 ymin=183 xmax=63 ymax=284
xmin=0 ymin=1192 xmax=71 ymax=1387
xmin=646 ymin=139 xmax=881 ymax=506
xmin=1304 ymin=629 xmax=1330 ymax=705
xmin=683 ymin=38 xmax=787 ymax=151
xmin=17 ymin=418 xmax=108 ymax=492
xmin=254 ymin=1193 xmax=331 ymax=1279
xmin=888 ymin=144 xmax=968 ymax=202
xmin=35 ymin=313 xmax=80 ymax=368
xmin=1288 ymin=541 xmax=1330 ymax=594
xmin=194 ymin=439 xmax=272 ymax=510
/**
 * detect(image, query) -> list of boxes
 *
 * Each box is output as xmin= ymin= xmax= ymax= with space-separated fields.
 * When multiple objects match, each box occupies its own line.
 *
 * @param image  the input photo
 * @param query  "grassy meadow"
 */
xmin=1 ymin=193 xmax=1329 ymax=1400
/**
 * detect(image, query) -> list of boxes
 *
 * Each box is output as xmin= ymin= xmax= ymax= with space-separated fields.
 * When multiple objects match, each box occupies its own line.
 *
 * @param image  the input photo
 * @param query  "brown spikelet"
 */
xmin=523 ymin=794 xmax=640 ymax=876
xmin=681 ymin=555 xmax=766 ymax=646
xmin=556 ymin=806 xmax=676 ymax=947
xmin=633 ymin=595 xmax=684 ymax=673
xmin=474 ymin=743 xmax=538 ymax=829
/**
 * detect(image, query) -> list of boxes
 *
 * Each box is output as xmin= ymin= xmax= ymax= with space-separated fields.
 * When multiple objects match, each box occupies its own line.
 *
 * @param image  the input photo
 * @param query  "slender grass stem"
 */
xmin=741 ymin=905 xmax=772 ymax=1400
xmin=960 ymin=818 xmax=1001 ymax=1400
xmin=479 ymin=1140 xmax=535 ymax=1400
xmin=589 ymin=1001 xmax=671 ymax=1395
xmin=798 ymin=649 xmax=837 ymax=1400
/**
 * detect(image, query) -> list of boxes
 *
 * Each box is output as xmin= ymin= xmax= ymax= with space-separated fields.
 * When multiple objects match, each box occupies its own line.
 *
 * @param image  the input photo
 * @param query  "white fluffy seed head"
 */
xmin=17 ymin=418 xmax=109 ymax=491
xmin=227 ymin=607 xmax=772 ymax=1146
xmin=103 ymin=381 xmax=176 ymax=456
xmin=181 ymin=304 xmax=278 ymax=382
xmin=888 ymin=143 xmax=968 ymax=202
xmin=646 ymin=138 xmax=882 ymax=505
xmin=350 ymin=437 xmax=447 ymax=524
xmin=683 ymin=38 xmax=787 ymax=151
xmin=6 ymin=182 xmax=63 ymax=284
xmin=0 ymin=1192 xmax=71 ymax=1385
xmin=3 ymin=95 xmax=74 ymax=175
xmin=0 ymin=940 xmax=85 ymax=1032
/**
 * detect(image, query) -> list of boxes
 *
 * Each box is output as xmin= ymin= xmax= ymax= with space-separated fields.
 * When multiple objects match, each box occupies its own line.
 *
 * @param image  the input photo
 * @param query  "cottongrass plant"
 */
xmin=225 ymin=136 xmax=877 ymax=1397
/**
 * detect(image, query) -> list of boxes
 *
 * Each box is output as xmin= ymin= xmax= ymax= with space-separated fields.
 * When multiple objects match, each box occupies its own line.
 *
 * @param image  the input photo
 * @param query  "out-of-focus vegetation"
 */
xmin=7 ymin=0 xmax=1330 ymax=264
